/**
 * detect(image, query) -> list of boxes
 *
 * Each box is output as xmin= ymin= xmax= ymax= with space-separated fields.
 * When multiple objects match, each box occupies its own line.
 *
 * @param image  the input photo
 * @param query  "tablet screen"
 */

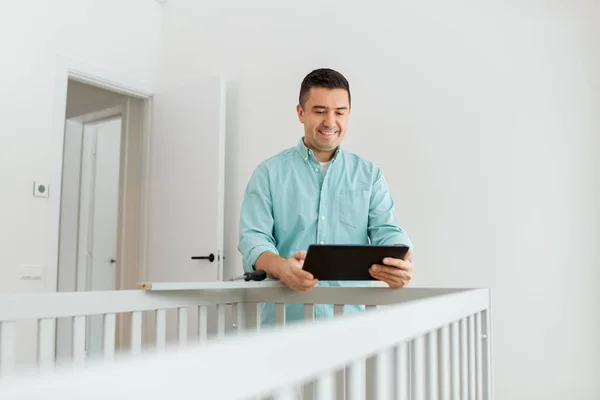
xmin=302 ymin=244 xmax=410 ymax=281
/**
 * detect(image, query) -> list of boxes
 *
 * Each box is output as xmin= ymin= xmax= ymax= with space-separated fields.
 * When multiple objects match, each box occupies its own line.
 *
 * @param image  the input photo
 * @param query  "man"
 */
xmin=238 ymin=68 xmax=413 ymax=325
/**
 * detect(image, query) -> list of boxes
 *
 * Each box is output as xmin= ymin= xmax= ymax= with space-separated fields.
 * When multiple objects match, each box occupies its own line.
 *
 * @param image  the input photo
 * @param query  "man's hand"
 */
xmin=369 ymin=248 xmax=413 ymax=288
xmin=273 ymin=250 xmax=319 ymax=292
xmin=256 ymin=250 xmax=318 ymax=292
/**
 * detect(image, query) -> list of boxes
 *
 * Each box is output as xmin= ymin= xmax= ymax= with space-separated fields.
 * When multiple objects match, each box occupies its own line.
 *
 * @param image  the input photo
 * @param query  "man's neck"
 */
xmin=303 ymin=139 xmax=336 ymax=162
xmin=314 ymin=150 xmax=335 ymax=163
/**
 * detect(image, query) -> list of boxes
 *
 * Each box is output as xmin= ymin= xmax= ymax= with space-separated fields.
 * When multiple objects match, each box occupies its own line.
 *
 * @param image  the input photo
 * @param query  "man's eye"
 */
xmin=315 ymin=111 xmax=325 ymax=114
xmin=336 ymin=112 xmax=345 ymax=116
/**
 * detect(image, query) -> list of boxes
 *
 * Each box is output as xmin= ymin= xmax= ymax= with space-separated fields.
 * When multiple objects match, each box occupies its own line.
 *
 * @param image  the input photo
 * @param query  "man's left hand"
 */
xmin=369 ymin=249 xmax=413 ymax=288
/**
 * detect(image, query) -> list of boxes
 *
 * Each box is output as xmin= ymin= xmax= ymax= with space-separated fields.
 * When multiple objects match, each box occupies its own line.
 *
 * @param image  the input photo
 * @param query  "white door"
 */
xmin=56 ymin=117 xmax=123 ymax=361
xmin=145 ymin=77 xmax=226 ymax=284
xmin=80 ymin=118 xmax=122 ymax=357
xmin=55 ymin=118 xmax=85 ymax=366
xmin=86 ymin=118 xmax=122 ymax=291
xmin=78 ymin=118 xmax=122 ymax=293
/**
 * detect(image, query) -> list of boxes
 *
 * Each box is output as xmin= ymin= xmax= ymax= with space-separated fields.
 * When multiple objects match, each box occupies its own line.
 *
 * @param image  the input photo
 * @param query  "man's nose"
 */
xmin=323 ymin=112 xmax=336 ymax=127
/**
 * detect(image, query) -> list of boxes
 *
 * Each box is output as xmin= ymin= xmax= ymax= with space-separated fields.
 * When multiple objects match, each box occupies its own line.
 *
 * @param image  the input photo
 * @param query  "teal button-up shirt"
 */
xmin=238 ymin=138 xmax=412 ymax=326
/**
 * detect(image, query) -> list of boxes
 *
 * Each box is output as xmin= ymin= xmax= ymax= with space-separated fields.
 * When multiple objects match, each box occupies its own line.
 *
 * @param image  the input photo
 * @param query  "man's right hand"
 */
xmin=255 ymin=250 xmax=318 ymax=292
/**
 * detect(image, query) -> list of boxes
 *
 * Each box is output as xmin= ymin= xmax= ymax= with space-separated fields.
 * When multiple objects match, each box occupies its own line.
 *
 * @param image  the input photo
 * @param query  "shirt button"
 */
xmin=314 ymin=167 xmax=319 ymax=172
xmin=319 ymin=241 xmax=325 ymax=245
xmin=321 ymin=216 xmax=326 ymax=220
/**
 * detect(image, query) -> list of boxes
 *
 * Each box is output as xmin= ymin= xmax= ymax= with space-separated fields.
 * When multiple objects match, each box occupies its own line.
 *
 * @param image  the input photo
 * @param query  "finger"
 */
xmin=286 ymin=271 xmax=317 ymax=290
xmin=369 ymin=270 xmax=408 ymax=288
xmin=382 ymin=258 xmax=413 ymax=272
xmin=371 ymin=264 xmax=411 ymax=278
xmin=292 ymin=250 xmax=307 ymax=261
xmin=289 ymin=257 xmax=306 ymax=270
xmin=300 ymin=280 xmax=318 ymax=290
xmin=292 ymin=267 xmax=314 ymax=281
xmin=294 ymin=278 xmax=318 ymax=291
xmin=370 ymin=265 xmax=412 ymax=281
xmin=403 ymin=248 xmax=413 ymax=262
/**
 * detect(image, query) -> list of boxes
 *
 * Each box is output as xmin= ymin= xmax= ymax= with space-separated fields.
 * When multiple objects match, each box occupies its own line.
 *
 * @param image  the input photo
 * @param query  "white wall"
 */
xmin=156 ymin=1 xmax=600 ymax=399
xmin=0 ymin=0 xmax=162 ymax=370
xmin=0 ymin=0 xmax=162 ymax=292
xmin=0 ymin=0 xmax=162 ymax=295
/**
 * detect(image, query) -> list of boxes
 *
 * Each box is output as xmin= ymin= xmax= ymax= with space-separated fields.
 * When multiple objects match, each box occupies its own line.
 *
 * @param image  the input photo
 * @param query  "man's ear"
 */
xmin=296 ymin=104 xmax=304 ymax=123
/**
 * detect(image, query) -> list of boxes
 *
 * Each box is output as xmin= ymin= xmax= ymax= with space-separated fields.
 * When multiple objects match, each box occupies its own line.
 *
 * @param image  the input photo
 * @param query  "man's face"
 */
xmin=296 ymin=87 xmax=350 ymax=161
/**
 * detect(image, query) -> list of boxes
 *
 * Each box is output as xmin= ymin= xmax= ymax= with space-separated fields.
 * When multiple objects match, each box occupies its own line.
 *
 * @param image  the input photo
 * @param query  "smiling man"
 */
xmin=238 ymin=68 xmax=413 ymax=325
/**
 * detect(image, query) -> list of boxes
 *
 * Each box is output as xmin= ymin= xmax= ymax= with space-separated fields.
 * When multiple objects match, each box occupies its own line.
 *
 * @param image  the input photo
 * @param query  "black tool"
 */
xmin=229 ymin=270 xmax=267 ymax=282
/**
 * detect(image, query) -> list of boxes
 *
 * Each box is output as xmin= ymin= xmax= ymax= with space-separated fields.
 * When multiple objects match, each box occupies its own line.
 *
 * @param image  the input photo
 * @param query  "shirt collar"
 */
xmin=295 ymin=137 xmax=342 ymax=163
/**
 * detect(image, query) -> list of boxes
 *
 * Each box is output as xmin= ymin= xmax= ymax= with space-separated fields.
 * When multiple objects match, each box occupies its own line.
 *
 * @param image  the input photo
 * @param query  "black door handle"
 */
xmin=191 ymin=254 xmax=215 ymax=262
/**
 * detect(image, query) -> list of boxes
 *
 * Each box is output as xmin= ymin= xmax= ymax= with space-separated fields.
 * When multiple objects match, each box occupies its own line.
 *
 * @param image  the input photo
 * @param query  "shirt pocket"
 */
xmin=339 ymin=189 xmax=370 ymax=229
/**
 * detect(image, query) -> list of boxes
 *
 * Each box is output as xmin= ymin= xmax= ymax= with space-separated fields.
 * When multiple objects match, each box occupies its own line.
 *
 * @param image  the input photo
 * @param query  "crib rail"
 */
xmin=0 ymin=287 xmax=246 ymax=376
xmin=0 ymin=284 xmax=493 ymax=399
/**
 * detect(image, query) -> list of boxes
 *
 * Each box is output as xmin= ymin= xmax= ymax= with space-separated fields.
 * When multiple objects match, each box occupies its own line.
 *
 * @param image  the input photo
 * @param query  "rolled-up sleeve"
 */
xmin=238 ymin=163 xmax=279 ymax=272
xmin=368 ymin=168 xmax=412 ymax=248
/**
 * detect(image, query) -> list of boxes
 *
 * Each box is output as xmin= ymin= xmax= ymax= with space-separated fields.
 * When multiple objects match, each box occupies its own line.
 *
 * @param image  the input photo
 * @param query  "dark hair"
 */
xmin=299 ymin=68 xmax=351 ymax=109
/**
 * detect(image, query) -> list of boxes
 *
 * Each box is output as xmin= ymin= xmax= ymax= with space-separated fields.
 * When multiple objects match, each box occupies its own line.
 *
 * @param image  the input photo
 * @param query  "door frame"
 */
xmin=50 ymin=56 xmax=154 ymax=294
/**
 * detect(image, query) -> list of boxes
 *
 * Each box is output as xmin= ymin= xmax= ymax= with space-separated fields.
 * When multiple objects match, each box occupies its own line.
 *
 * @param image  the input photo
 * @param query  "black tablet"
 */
xmin=302 ymin=244 xmax=410 ymax=281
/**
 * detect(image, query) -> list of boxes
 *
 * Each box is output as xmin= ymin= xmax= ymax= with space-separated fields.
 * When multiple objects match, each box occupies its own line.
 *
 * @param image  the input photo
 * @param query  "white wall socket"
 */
xmin=33 ymin=181 xmax=49 ymax=198
xmin=20 ymin=264 xmax=45 ymax=280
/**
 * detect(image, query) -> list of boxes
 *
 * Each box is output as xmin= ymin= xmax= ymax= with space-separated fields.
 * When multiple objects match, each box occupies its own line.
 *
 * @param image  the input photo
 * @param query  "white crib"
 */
xmin=0 ymin=282 xmax=493 ymax=399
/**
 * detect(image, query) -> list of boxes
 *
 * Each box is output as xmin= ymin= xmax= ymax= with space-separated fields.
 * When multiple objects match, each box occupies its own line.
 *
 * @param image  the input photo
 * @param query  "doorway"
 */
xmin=60 ymin=115 xmax=122 ymax=294
xmin=56 ymin=79 xmax=146 ymax=361
xmin=50 ymin=60 xmax=227 ymax=361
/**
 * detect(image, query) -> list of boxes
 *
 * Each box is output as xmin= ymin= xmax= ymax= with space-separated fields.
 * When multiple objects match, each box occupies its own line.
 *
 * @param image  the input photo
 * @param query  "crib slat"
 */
xmin=346 ymin=358 xmax=365 ymax=400
xmin=304 ymin=304 xmax=315 ymax=321
xmin=178 ymin=307 xmax=188 ymax=346
xmin=468 ymin=315 xmax=476 ymax=400
xmin=235 ymin=302 xmax=246 ymax=334
xmin=475 ymin=312 xmax=483 ymax=400
xmin=217 ymin=304 xmax=226 ymax=337
xmin=37 ymin=318 xmax=55 ymax=372
xmin=155 ymin=309 xmax=166 ymax=351
xmin=198 ymin=305 xmax=208 ymax=342
xmin=254 ymin=303 xmax=261 ymax=331
xmin=371 ymin=348 xmax=393 ymax=400
xmin=103 ymin=313 xmax=116 ymax=361
xmin=412 ymin=337 xmax=425 ymax=400
xmin=395 ymin=341 xmax=409 ymax=400
xmin=316 ymin=370 xmax=335 ymax=399
xmin=427 ymin=330 xmax=438 ymax=400
xmin=451 ymin=321 xmax=460 ymax=400
xmin=72 ymin=316 xmax=86 ymax=367
xmin=364 ymin=304 xmax=377 ymax=399
xmin=303 ymin=381 xmax=316 ymax=400
xmin=438 ymin=325 xmax=451 ymax=400
xmin=304 ymin=304 xmax=317 ymax=399
xmin=0 ymin=321 xmax=16 ymax=376
xmin=334 ymin=304 xmax=345 ymax=400
xmin=482 ymin=309 xmax=492 ymax=400
xmin=275 ymin=303 xmax=286 ymax=326
xmin=460 ymin=318 xmax=468 ymax=400
xmin=130 ymin=311 xmax=142 ymax=355
xmin=336 ymin=369 xmax=345 ymax=400
xmin=334 ymin=304 xmax=344 ymax=316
